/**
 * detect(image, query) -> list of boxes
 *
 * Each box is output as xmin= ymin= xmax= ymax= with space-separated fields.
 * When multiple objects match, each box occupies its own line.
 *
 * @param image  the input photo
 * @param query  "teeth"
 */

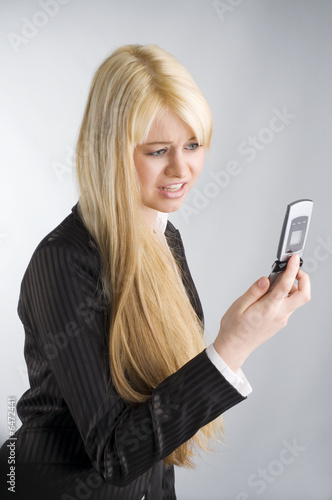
xmin=161 ymin=183 xmax=184 ymax=192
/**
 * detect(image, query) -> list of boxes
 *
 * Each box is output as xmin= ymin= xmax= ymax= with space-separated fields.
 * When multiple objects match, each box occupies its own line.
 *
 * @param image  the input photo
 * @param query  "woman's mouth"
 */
xmin=157 ymin=182 xmax=187 ymax=199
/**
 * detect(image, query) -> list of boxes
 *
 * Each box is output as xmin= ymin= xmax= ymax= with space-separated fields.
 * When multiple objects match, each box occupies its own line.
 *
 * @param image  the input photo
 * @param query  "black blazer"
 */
xmin=0 ymin=204 xmax=245 ymax=500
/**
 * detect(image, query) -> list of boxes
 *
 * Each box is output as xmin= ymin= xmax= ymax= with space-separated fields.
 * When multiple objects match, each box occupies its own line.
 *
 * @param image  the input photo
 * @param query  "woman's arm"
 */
xmin=18 ymin=239 xmax=245 ymax=487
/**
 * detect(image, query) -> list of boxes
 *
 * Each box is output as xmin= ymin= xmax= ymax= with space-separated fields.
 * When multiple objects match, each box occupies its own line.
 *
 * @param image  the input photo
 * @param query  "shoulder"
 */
xmin=23 ymin=203 xmax=102 ymax=283
xmin=36 ymin=206 xmax=178 ymax=250
xmin=18 ymin=204 xmax=104 ymax=323
xmin=34 ymin=203 xmax=96 ymax=252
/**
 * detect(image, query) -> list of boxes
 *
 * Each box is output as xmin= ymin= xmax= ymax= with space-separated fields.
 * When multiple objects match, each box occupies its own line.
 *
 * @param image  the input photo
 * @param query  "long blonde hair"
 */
xmin=75 ymin=44 xmax=222 ymax=468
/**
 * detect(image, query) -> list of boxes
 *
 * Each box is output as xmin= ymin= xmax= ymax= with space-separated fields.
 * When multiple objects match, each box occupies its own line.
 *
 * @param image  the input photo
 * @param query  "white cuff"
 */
xmin=205 ymin=344 xmax=252 ymax=397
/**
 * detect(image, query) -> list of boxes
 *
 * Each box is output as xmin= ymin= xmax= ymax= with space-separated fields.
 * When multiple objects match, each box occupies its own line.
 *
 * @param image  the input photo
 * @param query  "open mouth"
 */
xmin=159 ymin=182 xmax=186 ymax=192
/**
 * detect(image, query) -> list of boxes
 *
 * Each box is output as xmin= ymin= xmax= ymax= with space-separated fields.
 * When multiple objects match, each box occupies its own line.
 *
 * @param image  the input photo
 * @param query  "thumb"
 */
xmin=237 ymin=276 xmax=270 ymax=312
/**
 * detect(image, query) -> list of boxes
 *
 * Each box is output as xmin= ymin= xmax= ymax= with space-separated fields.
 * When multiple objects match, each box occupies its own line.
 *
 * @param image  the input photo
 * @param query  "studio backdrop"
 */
xmin=1 ymin=1 xmax=331 ymax=498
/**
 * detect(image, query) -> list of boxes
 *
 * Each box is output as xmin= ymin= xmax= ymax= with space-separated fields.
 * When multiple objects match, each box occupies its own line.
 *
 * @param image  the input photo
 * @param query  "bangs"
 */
xmin=131 ymin=86 xmax=212 ymax=149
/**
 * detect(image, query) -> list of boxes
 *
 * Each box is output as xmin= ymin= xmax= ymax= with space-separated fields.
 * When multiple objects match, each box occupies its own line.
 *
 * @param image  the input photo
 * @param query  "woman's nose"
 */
xmin=164 ymin=150 xmax=188 ymax=178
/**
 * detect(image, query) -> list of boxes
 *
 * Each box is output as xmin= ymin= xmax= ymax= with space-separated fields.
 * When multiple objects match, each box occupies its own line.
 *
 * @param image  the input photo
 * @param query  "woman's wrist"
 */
xmin=213 ymin=335 xmax=249 ymax=373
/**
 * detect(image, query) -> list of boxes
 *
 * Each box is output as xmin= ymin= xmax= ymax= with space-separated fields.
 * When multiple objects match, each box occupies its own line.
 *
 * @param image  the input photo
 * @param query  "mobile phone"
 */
xmin=268 ymin=199 xmax=313 ymax=291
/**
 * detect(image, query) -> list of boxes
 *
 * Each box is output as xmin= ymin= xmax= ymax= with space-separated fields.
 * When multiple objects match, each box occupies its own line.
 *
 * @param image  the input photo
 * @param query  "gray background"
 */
xmin=1 ymin=0 xmax=332 ymax=498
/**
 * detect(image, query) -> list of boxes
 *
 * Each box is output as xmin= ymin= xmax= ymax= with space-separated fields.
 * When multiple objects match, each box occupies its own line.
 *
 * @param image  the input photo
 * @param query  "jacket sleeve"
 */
xmin=18 ymin=239 xmax=245 ymax=487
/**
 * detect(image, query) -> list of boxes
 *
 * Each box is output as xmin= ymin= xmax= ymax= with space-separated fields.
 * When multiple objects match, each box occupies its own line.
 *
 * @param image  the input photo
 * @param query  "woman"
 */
xmin=0 ymin=44 xmax=310 ymax=499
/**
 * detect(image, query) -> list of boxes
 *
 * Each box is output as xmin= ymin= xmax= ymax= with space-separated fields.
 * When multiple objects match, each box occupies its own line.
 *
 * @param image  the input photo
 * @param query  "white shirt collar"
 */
xmin=153 ymin=211 xmax=168 ymax=235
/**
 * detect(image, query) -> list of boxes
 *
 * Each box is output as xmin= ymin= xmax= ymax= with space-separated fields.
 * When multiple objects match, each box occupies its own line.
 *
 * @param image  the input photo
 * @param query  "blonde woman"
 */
xmin=0 ymin=44 xmax=310 ymax=500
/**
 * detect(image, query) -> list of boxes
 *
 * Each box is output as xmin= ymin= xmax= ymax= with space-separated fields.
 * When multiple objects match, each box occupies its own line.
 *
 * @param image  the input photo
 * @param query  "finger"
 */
xmin=269 ymin=254 xmax=301 ymax=301
xmin=288 ymin=283 xmax=298 ymax=295
xmin=236 ymin=276 xmax=270 ymax=313
xmin=286 ymin=269 xmax=311 ymax=309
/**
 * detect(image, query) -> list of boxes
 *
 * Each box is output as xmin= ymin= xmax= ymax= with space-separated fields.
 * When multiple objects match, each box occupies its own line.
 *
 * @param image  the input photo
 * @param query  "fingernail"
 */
xmin=293 ymin=254 xmax=300 ymax=265
xmin=258 ymin=278 xmax=266 ymax=288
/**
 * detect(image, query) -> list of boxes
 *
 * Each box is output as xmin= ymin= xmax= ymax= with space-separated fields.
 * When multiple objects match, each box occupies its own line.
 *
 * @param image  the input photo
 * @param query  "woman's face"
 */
xmin=133 ymin=111 xmax=205 ymax=225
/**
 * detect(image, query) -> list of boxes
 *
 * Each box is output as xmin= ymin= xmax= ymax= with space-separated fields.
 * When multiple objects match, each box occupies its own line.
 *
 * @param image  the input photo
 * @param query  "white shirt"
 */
xmin=153 ymin=211 xmax=252 ymax=398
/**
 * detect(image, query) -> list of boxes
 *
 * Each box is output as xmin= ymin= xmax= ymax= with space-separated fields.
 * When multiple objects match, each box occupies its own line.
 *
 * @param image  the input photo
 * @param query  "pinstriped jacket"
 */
xmin=0 ymin=203 xmax=245 ymax=500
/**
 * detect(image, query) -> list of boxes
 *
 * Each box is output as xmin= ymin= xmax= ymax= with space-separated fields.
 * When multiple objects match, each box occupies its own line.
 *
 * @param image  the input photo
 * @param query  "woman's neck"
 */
xmin=140 ymin=205 xmax=158 ymax=231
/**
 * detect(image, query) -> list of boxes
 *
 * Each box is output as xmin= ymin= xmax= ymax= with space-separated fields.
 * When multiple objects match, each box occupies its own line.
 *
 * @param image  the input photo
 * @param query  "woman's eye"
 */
xmin=186 ymin=143 xmax=200 ymax=151
xmin=147 ymin=143 xmax=200 ymax=156
xmin=148 ymin=148 xmax=167 ymax=157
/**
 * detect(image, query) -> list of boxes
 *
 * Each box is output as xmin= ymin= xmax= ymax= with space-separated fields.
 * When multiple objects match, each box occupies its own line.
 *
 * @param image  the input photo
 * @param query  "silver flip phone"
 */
xmin=268 ymin=199 xmax=313 ymax=291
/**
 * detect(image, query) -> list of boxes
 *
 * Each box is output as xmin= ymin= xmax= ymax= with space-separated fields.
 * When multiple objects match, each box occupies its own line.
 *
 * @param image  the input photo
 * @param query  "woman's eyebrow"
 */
xmin=145 ymin=141 xmax=172 ymax=145
xmin=144 ymin=136 xmax=197 ymax=146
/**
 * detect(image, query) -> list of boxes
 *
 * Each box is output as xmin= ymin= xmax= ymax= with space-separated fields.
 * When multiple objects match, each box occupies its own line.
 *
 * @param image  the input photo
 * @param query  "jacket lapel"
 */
xmin=165 ymin=221 xmax=204 ymax=327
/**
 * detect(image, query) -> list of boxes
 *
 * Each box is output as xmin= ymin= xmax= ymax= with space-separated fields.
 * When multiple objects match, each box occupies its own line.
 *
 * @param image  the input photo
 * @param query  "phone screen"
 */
xmin=285 ymin=215 xmax=308 ymax=254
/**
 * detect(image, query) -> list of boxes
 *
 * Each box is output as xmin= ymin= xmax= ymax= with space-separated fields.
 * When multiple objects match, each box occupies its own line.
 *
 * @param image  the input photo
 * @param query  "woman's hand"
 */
xmin=213 ymin=254 xmax=311 ymax=372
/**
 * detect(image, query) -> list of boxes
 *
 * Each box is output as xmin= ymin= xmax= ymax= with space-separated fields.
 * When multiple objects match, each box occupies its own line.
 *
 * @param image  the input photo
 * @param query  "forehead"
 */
xmin=145 ymin=110 xmax=195 ymax=143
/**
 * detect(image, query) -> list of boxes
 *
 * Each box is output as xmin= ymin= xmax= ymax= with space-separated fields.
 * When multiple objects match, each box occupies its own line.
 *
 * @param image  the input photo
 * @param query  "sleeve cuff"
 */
xmin=205 ymin=344 xmax=253 ymax=397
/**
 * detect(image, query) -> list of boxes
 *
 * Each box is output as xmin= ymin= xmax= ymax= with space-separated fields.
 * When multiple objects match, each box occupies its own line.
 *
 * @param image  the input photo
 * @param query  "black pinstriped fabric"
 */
xmin=0 ymin=203 xmax=245 ymax=499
